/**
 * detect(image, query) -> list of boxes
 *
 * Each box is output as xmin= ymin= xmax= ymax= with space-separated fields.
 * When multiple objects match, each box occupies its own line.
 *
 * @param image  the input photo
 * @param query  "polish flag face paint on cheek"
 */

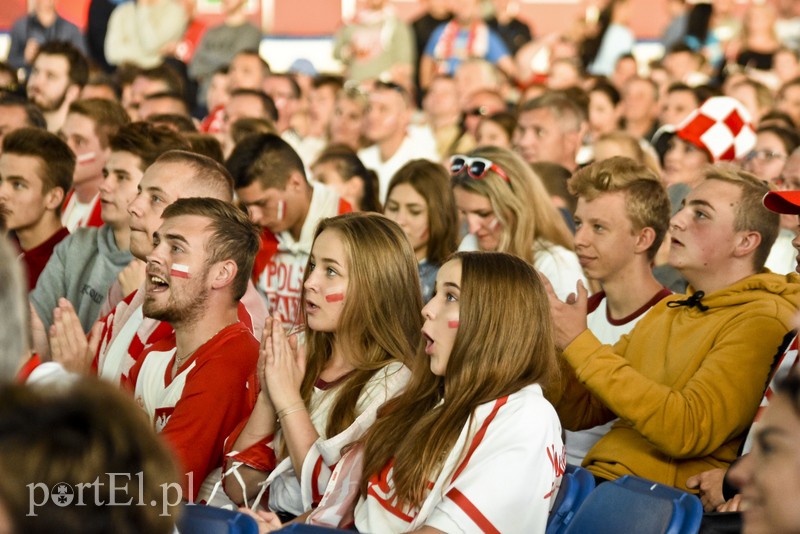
xmin=325 ymin=292 xmax=345 ymax=303
xmin=448 ymin=320 xmax=460 ymax=329
xmin=170 ymin=263 xmax=190 ymax=278
xmin=276 ymin=199 xmax=285 ymax=221
xmin=77 ymin=151 xmax=97 ymax=165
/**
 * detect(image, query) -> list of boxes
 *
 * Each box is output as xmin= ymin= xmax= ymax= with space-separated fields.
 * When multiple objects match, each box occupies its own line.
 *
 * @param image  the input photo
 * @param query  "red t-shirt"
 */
xmin=12 ymin=227 xmax=70 ymax=290
xmin=128 ymin=322 xmax=259 ymax=501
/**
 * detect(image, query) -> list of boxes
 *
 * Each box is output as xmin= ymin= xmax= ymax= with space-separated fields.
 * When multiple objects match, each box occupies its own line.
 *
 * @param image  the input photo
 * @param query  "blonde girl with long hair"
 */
xmin=298 ymin=251 xmax=564 ymax=532
xmin=452 ymin=145 xmax=587 ymax=300
xmin=219 ymin=213 xmax=422 ymax=520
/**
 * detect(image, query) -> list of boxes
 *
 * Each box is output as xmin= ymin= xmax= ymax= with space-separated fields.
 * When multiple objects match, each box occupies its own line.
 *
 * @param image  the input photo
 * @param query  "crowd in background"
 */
xmin=2 ymin=0 xmax=800 ymax=533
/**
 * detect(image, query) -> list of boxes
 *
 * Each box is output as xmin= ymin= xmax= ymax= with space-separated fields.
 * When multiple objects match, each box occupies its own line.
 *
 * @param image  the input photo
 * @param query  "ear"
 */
xmin=285 ymin=171 xmax=306 ymax=193
xmin=733 ymin=230 xmax=762 ymax=259
xmin=209 ymin=259 xmax=239 ymax=291
xmin=565 ymin=128 xmax=583 ymax=156
xmin=44 ymin=187 xmax=65 ymax=212
xmin=65 ymin=84 xmax=81 ymax=107
xmin=633 ymin=226 xmax=657 ymax=256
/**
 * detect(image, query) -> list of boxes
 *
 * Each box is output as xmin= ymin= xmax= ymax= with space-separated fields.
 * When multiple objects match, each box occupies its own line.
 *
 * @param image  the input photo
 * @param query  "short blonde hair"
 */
xmin=569 ymin=156 xmax=670 ymax=260
xmin=703 ymin=165 xmax=779 ymax=270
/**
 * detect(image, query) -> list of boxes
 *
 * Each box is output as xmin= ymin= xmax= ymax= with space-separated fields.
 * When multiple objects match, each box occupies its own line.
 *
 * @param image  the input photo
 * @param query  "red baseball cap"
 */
xmin=763 ymin=190 xmax=800 ymax=215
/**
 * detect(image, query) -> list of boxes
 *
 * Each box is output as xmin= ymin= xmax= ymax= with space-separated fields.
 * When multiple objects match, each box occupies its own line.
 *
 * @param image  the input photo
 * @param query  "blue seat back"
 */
xmin=561 ymin=475 xmax=703 ymax=534
xmin=546 ymin=465 xmax=596 ymax=534
xmin=177 ymin=504 xmax=259 ymax=534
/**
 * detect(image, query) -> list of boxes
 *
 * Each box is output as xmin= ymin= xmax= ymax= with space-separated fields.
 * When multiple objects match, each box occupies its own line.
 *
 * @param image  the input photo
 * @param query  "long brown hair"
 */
xmin=300 ymin=213 xmax=423 ymax=439
xmin=386 ymin=160 xmax=459 ymax=265
xmin=359 ymin=251 xmax=559 ymax=506
xmin=452 ymin=146 xmax=574 ymax=263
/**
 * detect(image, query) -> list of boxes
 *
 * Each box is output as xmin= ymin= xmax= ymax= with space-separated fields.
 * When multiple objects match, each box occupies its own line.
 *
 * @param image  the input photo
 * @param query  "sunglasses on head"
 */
xmin=449 ymin=155 xmax=511 ymax=183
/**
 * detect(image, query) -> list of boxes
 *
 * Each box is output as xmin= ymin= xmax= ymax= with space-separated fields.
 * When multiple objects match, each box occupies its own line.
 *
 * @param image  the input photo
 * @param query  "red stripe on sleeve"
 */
xmin=447 ymin=487 xmax=500 ymax=534
xmin=451 ymin=396 xmax=508 ymax=482
xmin=312 ymin=455 xmax=325 ymax=506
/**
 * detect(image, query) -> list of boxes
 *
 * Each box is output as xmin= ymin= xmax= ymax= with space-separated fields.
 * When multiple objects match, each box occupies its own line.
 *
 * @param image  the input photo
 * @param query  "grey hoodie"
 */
xmin=31 ymin=225 xmax=133 ymax=333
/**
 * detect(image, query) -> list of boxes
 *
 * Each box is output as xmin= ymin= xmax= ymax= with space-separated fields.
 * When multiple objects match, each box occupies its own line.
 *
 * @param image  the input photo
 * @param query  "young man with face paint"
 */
xmin=37 ymin=151 xmax=266 ymax=389
xmin=0 ymin=128 xmax=74 ymax=289
xmin=227 ymin=133 xmax=352 ymax=331
xmin=128 ymin=197 xmax=261 ymax=503
xmin=59 ymin=98 xmax=130 ymax=231
xmin=30 ymin=123 xmax=189 ymax=354
xmin=547 ymin=166 xmax=800 ymax=491
xmin=562 ymin=156 xmax=672 ymax=466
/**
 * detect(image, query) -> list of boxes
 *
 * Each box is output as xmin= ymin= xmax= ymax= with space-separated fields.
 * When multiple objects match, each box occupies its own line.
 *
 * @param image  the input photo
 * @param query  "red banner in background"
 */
xmin=1 ymin=0 xmax=29 ymax=32
xmin=2 ymin=0 xmax=741 ymax=42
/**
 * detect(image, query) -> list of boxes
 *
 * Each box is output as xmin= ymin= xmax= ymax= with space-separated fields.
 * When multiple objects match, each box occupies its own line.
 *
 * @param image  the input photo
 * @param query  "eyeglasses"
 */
xmin=449 ymin=155 xmax=511 ymax=183
xmin=746 ymin=149 xmax=787 ymax=162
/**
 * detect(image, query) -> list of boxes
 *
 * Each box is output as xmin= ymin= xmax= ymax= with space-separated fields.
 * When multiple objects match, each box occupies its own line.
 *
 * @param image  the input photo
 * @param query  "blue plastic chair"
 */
xmin=177 ymin=504 xmax=259 ymax=534
xmin=546 ymin=464 xmax=596 ymax=534
xmin=561 ymin=475 xmax=703 ymax=534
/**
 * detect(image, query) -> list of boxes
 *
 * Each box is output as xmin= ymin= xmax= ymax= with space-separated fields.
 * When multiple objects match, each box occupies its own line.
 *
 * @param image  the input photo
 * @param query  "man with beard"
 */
xmin=128 ymin=197 xmax=260 ymax=502
xmin=30 ymin=122 xmax=189 ymax=345
xmin=36 ymin=151 xmax=266 ymax=389
xmin=26 ymin=41 xmax=88 ymax=132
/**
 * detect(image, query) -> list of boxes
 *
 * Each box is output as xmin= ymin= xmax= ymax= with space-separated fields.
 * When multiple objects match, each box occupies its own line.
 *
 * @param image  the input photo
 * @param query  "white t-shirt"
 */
xmin=458 ymin=236 xmax=587 ymax=301
xmin=358 ymin=131 xmax=439 ymax=203
xmin=351 ymin=384 xmax=563 ymax=533
xmin=765 ymin=228 xmax=797 ymax=275
xmin=61 ymin=193 xmax=98 ymax=232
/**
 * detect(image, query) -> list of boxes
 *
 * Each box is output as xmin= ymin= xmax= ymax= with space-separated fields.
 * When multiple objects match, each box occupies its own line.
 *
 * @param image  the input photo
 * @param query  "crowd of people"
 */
xmin=2 ymin=0 xmax=800 ymax=532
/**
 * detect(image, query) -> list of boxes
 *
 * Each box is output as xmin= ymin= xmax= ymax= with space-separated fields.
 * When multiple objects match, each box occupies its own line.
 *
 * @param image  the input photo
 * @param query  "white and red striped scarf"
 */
xmin=432 ymin=20 xmax=489 ymax=64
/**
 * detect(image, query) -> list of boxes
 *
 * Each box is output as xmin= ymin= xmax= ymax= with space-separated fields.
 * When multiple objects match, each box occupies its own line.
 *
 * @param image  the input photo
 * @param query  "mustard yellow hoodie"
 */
xmin=555 ymin=271 xmax=800 ymax=491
